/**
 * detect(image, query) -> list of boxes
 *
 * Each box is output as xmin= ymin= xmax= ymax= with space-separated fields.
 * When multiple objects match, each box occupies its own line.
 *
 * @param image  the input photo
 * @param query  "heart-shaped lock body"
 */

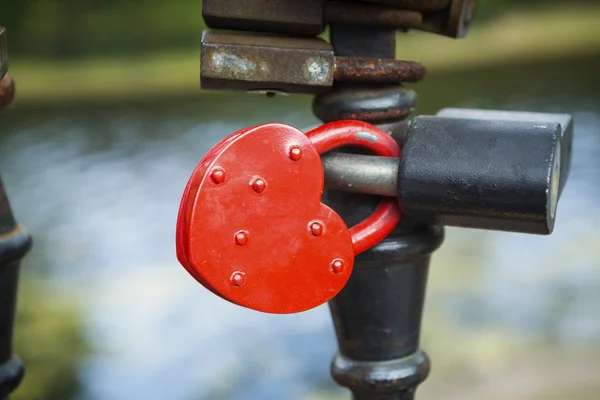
xmin=177 ymin=121 xmax=401 ymax=314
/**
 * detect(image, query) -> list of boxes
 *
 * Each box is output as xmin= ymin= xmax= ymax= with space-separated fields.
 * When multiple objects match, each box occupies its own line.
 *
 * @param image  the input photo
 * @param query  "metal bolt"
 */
xmin=210 ymin=167 xmax=226 ymax=184
xmin=234 ymin=230 xmax=249 ymax=246
xmin=289 ymin=146 xmax=302 ymax=161
xmin=310 ymin=222 xmax=323 ymax=236
xmin=331 ymin=259 xmax=345 ymax=274
xmin=251 ymin=178 xmax=266 ymax=193
xmin=230 ymin=271 xmax=246 ymax=287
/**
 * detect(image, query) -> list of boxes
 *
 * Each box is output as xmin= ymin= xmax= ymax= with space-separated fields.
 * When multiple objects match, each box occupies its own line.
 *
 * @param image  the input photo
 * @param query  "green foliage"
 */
xmin=3 ymin=0 xmax=205 ymax=57
xmin=12 ymin=276 xmax=90 ymax=400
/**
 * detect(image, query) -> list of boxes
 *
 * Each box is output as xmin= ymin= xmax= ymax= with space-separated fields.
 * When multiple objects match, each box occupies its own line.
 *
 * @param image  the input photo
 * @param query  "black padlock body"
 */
xmin=399 ymin=116 xmax=563 ymax=234
xmin=436 ymin=108 xmax=573 ymax=198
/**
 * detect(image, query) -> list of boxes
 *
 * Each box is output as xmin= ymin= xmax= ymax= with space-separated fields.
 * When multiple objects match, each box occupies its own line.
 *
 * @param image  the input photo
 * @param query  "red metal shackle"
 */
xmin=305 ymin=121 xmax=402 ymax=255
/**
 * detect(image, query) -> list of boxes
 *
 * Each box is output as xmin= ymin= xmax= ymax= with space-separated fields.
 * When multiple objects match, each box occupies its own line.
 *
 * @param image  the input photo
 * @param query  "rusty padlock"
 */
xmin=176 ymin=121 xmax=401 ymax=314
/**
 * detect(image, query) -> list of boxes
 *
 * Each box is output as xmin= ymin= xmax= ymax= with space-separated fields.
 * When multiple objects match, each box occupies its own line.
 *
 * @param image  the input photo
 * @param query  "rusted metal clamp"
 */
xmin=201 ymin=32 xmax=426 ymax=94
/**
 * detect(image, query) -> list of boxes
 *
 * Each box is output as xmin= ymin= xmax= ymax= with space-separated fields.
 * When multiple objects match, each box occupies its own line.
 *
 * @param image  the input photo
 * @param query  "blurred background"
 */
xmin=1 ymin=1 xmax=600 ymax=399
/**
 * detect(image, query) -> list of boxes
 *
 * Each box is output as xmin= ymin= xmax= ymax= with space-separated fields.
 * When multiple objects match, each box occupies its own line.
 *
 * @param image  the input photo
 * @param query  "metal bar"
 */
xmin=0 ymin=35 xmax=29 ymax=398
xmin=202 ymin=0 xmax=324 ymax=36
xmin=359 ymin=0 xmax=452 ymax=12
xmin=334 ymin=57 xmax=426 ymax=83
xmin=322 ymin=152 xmax=398 ymax=197
xmin=0 ymin=178 xmax=31 ymax=400
xmin=200 ymin=31 xmax=335 ymax=94
xmin=324 ymin=1 xmax=423 ymax=28
xmin=320 ymin=21 xmax=440 ymax=400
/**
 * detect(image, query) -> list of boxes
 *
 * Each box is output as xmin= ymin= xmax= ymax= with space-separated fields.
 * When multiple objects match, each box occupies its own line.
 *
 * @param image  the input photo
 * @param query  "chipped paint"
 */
xmin=356 ymin=132 xmax=379 ymax=142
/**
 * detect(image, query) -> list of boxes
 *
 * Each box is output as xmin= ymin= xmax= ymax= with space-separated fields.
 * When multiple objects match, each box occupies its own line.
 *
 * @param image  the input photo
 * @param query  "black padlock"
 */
xmin=398 ymin=111 xmax=573 ymax=234
xmin=322 ymin=109 xmax=573 ymax=234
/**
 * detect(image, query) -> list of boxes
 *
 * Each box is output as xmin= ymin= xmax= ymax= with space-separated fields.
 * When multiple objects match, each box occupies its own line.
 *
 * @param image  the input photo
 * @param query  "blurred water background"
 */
xmin=1 ymin=1 xmax=599 ymax=399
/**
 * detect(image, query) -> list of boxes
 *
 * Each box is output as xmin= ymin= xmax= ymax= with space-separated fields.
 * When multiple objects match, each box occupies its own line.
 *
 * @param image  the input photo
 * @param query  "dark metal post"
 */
xmin=0 ymin=33 xmax=31 ymax=398
xmin=0 ymin=178 xmax=30 ymax=400
xmin=315 ymin=25 xmax=444 ymax=399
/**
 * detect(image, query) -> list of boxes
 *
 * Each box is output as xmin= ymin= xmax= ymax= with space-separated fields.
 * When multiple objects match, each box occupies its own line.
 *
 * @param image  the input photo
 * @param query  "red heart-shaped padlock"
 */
xmin=177 ymin=121 xmax=401 ymax=314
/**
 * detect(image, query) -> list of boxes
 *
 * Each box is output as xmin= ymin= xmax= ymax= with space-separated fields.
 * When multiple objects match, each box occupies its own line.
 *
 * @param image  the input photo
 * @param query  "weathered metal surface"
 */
xmin=0 ymin=28 xmax=6 ymax=81
xmin=203 ymin=0 xmax=425 ymax=36
xmin=0 ymin=176 xmax=31 ymax=399
xmin=201 ymin=32 xmax=426 ymax=94
xmin=360 ymin=0 xmax=451 ymax=12
xmin=203 ymin=0 xmax=324 ymax=36
xmin=436 ymin=108 xmax=573 ymax=198
xmin=0 ymin=75 xmax=14 ymax=112
xmin=330 ymin=24 xmax=396 ymax=58
xmin=335 ymin=57 xmax=426 ymax=83
xmin=321 ymin=20 xmax=437 ymax=400
xmin=324 ymin=1 xmax=422 ymax=28
xmin=0 ymin=356 xmax=24 ymax=399
xmin=420 ymin=0 xmax=478 ymax=38
xmin=400 ymin=116 xmax=564 ymax=235
xmin=378 ymin=119 xmax=410 ymax=145
xmin=328 ymin=221 xmax=443 ymax=399
xmin=446 ymin=0 xmax=478 ymax=38
xmin=331 ymin=350 xmax=430 ymax=395
xmin=322 ymin=112 xmax=571 ymax=235
xmin=313 ymin=85 xmax=417 ymax=123
xmin=322 ymin=153 xmax=399 ymax=197
xmin=0 ymin=32 xmax=28 ymax=397
xmin=201 ymin=32 xmax=334 ymax=94
xmin=201 ymin=0 xmax=475 ymax=39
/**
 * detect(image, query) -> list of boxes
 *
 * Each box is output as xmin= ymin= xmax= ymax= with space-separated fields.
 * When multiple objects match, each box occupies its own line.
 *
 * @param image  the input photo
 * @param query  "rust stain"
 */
xmin=335 ymin=58 xmax=426 ymax=84
xmin=343 ymin=338 xmax=363 ymax=350
xmin=394 ymin=340 xmax=407 ymax=349
xmin=0 ymin=224 xmax=22 ymax=240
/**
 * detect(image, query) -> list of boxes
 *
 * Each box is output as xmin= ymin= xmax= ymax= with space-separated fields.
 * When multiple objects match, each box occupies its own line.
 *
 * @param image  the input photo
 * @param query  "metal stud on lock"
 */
xmin=176 ymin=120 xmax=401 ymax=314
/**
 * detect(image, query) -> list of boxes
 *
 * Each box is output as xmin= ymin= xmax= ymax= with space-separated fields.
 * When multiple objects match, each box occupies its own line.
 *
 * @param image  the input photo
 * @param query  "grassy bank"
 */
xmin=8 ymin=5 xmax=600 ymax=106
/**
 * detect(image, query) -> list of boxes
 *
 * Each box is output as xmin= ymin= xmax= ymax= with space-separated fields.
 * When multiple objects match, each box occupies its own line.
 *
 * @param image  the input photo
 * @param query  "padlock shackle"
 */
xmin=306 ymin=120 xmax=401 ymax=157
xmin=348 ymin=200 xmax=400 ymax=255
xmin=306 ymin=120 xmax=402 ymax=254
